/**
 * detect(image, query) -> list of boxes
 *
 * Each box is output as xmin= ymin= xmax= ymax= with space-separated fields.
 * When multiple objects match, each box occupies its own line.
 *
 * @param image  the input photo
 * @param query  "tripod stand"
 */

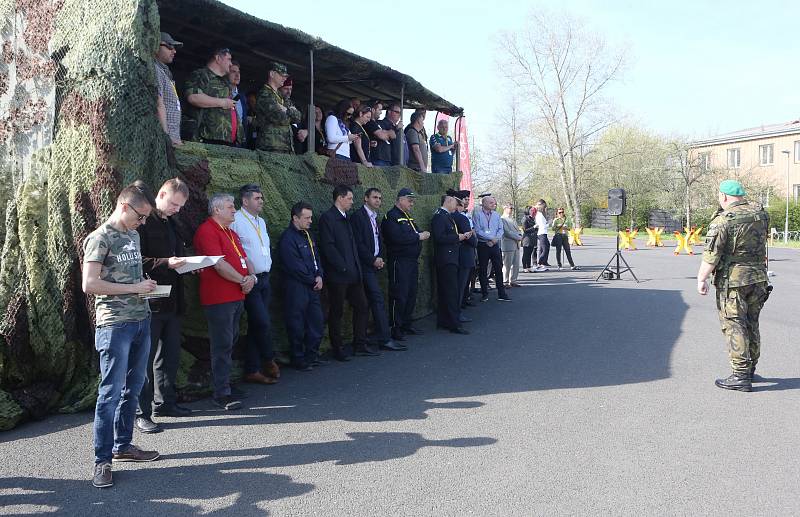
xmin=595 ymin=216 xmax=639 ymax=282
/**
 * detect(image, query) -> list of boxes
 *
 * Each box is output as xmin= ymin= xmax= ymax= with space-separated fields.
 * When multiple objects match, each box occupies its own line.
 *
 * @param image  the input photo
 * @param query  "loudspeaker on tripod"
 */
xmin=608 ymin=188 xmax=626 ymax=216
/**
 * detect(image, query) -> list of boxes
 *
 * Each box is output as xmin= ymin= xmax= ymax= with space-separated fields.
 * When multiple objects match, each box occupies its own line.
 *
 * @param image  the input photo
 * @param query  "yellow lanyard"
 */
xmin=401 ymin=209 xmax=418 ymax=232
xmin=268 ymin=86 xmax=285 ymax=106
xmin=217 ymin=223 xmax=243 ymax=258
xmin=241 ymin=211 xmax=263 ymax=245
xmin=302 ymin=230 xmax=317 ymax=266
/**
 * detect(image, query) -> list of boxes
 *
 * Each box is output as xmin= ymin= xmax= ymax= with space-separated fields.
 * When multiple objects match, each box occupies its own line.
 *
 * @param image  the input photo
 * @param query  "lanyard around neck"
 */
xmin=401 ymin=209 xmax=418 ymax=232
xmin=217 ymin=222 xmax=243 ymax=258
xmin=302 ymin=230 xmax=317 ymax=266
xmin=241 ymin=211 xmax=263 ymax=245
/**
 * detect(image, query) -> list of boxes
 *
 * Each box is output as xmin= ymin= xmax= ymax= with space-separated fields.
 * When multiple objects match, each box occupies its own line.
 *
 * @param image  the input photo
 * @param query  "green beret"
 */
xmin=719 ymin=179 xmax=746 ymax=196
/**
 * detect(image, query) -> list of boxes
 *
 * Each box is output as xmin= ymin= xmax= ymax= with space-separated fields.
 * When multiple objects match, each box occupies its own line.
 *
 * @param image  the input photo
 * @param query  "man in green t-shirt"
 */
xmin=82 ymin=184 xmax=161 ymax=488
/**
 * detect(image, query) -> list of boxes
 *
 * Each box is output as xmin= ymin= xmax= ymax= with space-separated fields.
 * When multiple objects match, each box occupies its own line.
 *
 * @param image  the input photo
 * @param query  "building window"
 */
xmin=699 ymin=152 xmax=711 ymax=171
xmin=794 ymin=141 xmax=800 ymax=163
xmin=759 ymin=144 xmax=774 ymax=166
xmin=727 ymin=148 xmax=740 ymax=169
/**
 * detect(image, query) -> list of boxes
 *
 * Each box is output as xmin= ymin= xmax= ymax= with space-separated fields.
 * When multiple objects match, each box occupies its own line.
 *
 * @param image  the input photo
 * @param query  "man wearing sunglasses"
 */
xmin=155 ymin=32 xmax=183 ymax=146
xmin=82 ymin=185 xmax=160 ymax=488
xmin=184 ymin=47 xmax=242 ymax=146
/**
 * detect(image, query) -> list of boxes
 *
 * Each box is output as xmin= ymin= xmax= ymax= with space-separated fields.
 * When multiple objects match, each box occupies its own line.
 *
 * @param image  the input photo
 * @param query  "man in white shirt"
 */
xmin=534 ymin=199 xmax=551 ymax=272
xmin=231 ymin=184 xmax=280 ymax=384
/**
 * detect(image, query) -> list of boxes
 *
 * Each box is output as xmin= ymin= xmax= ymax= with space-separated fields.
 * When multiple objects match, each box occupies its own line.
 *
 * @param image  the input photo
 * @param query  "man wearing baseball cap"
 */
xmin=381 ymin=188 xmax=430 ymax=341
xmin=697 ymin=179 xmax=770 ymax=392
xmin=254 ymin=62 xmax=302 ymax=153
xmin=155 ymin=32 xmax=183 ymax=145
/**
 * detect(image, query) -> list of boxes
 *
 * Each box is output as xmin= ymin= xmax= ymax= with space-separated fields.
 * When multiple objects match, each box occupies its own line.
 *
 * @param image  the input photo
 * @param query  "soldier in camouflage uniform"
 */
xmin=697 ymin=179 xmax=770 ymax=392
xmin=254 ymin=62 xmax=303 ymax=153
xmin=183 ymin=47 xmax=243 ymax=146
xmin=82 ymin=184 xmax=160 ymax=488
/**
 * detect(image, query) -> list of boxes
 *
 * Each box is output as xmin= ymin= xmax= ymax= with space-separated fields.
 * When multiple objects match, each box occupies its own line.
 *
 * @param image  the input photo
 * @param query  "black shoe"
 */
xmin=152 ymin=404 xmax=191 ymax=418
xmin=463 ymin=300 xmax=475 ymax=307
xmin=354 ymin=345 xmax=381 ymax=357
xmin=714 ymin=373 xmax=752 ymax=392
xmin=749 ymin=365 xmax=763 ymax=381
xmin=498 ymin=296 xmax=512 ymax=302
xmin=391 ymin=328 xmax=407 ymax=341
xmin=134 ymin=417 xmax=162 ymax=434
xmin=333 ymin=350 xmax=351 ymax=362
xmin=458 ymin=315 xmax=473 ymax=323
xmin=230 ymin=386 xmax=248 ymax=399
xmin=449 ymin=327 xmax=470 ymax=335
xmin=481 ymin=295 xmax=489 ymax=302
xmin=292 ymin=361 xmax=313 ymax=371
xmin=380 ymin=340 xmax=407 ymax=351
xmin=402 ymin=326 xmax=424 ymax=335
xmin=213 ymin=396 xmax=242 ymax=410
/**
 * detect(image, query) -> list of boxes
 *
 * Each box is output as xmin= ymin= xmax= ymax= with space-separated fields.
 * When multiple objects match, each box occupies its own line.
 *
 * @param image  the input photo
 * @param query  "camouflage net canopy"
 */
xmin=0 ymin=0 xmax=459 ymax=430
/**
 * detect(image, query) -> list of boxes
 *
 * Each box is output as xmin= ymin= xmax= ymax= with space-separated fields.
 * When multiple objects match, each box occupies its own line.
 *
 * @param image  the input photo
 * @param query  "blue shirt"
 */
xmin=472 ymin=209 xmax=503 ymax=243
xmin=429 ymin=133 xmax=454 ymax=171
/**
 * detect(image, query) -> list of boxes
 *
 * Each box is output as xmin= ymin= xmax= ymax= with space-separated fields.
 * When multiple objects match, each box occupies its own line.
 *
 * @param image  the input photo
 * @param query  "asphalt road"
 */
xmin=1 ymin=236 xmax=799 ymax=516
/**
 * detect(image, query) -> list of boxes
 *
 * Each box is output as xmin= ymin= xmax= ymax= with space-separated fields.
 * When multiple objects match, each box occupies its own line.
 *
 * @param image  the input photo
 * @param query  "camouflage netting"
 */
xmin=0 ymin=0 xmax=458 ymax=430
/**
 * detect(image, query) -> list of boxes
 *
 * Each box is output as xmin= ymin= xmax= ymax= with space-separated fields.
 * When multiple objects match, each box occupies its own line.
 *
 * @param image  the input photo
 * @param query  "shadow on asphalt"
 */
xmin=0 ymin=432 xmax=495 ymax=514
xmin=752 ymin=378 xmax=800 ymax=391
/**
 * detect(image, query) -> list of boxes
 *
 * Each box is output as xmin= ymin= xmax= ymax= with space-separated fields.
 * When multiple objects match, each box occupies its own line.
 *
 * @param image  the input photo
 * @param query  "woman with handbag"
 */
xmin=521 ymin=206 xmax=538 ymax=273
xmin=551 ymin=207 xmax=580 ymax=270
xmin=324 ymin=99 xmax=360 ymax=160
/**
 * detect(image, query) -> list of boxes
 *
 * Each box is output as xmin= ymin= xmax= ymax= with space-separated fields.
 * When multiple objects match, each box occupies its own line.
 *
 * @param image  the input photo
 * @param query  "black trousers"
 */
xmin=326 ymin=280 xmax=369 ymax=351
xmin=458 ymin=266 xmax=473 ymax=310
xmin=138 ymin=311 xmax=182 ymax=417
xmin=436 ymin=264 xmax=460 ymax=330
xmin=553 ymin=234 xmax=575 ymax=267
xmin=477 ymin=243 xmax=507 ymax=298
xmin=284 ymin=279 xmax=323 ymax=364
xmin=522 ymin=245 xmax=536 ymax=269
xmin=388 ymin=257 xmax=418 ymax=331
xmin=362 ymin=266 xmax=391 ymax=343
xmin=243 ymin=272 xmax=274 ymax=374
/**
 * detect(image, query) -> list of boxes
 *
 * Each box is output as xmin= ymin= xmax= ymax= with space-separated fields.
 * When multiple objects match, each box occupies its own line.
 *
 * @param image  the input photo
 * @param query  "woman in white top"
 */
xmin=324 ymin=99 xmax=360 ymax=160
xmin=534 ymin=199 xmax=550 ymax=271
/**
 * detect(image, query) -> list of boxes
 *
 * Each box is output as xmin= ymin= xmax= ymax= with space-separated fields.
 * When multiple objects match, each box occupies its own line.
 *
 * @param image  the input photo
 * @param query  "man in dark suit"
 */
xmin=431 ymin=195 xmax=471 ymax=334
xmin=451 ymin=190 xmax=477 ymax=317
xmin=350 ymin=188 xmax=406 ymax=351
xmin=318 ymin=185 xmax=378 ymax=360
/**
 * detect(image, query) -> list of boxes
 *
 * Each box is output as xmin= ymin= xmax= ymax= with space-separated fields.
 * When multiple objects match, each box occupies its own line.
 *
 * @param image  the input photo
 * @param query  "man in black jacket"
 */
xmin=135 ymin=179 xmax=190 ymax=434
xmin=431 ymin=195 xmax=471 ymax=334
xmin=318 ymin=185 xmax=377 ymax=360
xmin=451 ymin=190 xmax=477 ymax=316
xmin=350 ymin=188 xmax=406 ymax=351
xmin=277 ymin=202 xmax=325 ymax=371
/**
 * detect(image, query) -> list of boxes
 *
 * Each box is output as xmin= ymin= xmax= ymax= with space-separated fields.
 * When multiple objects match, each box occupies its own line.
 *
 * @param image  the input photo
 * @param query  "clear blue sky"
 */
xmin=221 ymin=0 xmax=799 ymax=149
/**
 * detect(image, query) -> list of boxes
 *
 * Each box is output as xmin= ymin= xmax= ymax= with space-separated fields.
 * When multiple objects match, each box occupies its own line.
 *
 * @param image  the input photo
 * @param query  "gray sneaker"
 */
xmin=112 ymin=444 xmax=160 ymax=462
xmin=93 ymin=462 xmax=113 ymax=488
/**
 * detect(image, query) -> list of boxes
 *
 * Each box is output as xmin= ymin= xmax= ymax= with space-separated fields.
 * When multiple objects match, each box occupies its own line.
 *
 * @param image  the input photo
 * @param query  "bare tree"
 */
xmin=496 ymin=10 xmax=625 ymax=226
xmin=489 ymin=99 xmax=531 ymax=211
xmin=666 ymin=142 xmax=720 ymax=228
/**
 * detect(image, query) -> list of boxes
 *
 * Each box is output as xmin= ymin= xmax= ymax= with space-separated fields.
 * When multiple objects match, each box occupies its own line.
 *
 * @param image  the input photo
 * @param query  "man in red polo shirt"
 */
xmin=193 ymin=193 xmax=256 ymax=410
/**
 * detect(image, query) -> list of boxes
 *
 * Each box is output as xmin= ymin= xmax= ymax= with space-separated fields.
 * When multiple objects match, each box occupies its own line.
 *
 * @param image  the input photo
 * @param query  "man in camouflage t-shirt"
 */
xmin=184 ymin=47 xmax=242 ymax=146
xmin=82 ymin=185 xmax=160 ymax=488
xmin=697 ymin=179 xmax=770 ymax=393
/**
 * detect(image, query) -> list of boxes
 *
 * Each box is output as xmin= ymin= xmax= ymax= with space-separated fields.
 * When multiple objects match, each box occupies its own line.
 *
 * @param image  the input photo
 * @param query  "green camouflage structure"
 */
xmin=0 ymin=0 xmax=458 ymax=431
xmin=254 ymin=85 xmax=300 ymax=153
xmin=703 ymin=200 xmax=770 ymax=374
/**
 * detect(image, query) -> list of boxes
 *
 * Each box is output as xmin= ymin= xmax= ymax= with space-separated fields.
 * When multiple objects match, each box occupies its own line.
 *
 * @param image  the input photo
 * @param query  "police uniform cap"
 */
xmin=397 ymin=187 xmax=417 ymax=198
xmin=719 ymin=180 xmax=746 ymax=196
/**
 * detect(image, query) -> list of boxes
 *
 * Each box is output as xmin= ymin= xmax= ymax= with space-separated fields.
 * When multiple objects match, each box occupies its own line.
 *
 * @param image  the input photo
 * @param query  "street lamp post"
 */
xmin=782 ymin=150 xmax=790 ymax=243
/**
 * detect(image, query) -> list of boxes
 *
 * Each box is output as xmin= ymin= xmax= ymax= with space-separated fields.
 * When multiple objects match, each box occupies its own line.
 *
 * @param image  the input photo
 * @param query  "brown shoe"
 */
xmin=244 ymin=371 xmax=278 ymax=385
xmin=112 ymin=444 xmax=160 ymax=462
xmin=263 ymin=359 xmax=281 ymax=379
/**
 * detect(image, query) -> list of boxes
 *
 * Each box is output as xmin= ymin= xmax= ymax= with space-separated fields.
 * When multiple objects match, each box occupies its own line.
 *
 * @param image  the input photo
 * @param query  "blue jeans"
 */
xmin=93 ymin=318 xmax=151 ymax=464
xmin=243 ymin=272 xmax=275 ymax=374
xmin=373 ymin=159 xmax=392 ymax=167
xmin=431 ymin=166 xmax=452 ymax=174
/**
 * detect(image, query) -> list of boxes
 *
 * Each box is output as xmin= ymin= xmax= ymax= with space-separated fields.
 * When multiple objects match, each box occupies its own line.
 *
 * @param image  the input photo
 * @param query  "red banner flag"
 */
xmin=455 ymin=116 xmax=473 ymax=211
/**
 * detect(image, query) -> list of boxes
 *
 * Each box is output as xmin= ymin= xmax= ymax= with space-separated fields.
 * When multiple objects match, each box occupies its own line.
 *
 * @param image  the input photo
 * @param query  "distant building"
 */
xmin=690 ymin=120 xmax=800 ymax=204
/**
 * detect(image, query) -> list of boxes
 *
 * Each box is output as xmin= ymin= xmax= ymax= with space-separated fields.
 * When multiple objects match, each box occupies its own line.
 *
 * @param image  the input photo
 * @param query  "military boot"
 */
xmin=715 ymin=372 xmax=752 ymax=392
xmin=749 ymin=365 xmax=763 ymax=382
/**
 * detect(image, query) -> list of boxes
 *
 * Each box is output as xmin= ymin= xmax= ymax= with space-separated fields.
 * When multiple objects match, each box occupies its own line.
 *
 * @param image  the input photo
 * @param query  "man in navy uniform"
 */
xmin=450 ymin=190 xmax=477 ymax=317
xmin=431 ymin=194 xmax=471 ymax=334
xmin=381 ymin=188 xmax=430 ymax=341
xmin=350 ymin=187 xmax=406 ymax=351
xmin=278 ymin=202 xmax=325 ymax=371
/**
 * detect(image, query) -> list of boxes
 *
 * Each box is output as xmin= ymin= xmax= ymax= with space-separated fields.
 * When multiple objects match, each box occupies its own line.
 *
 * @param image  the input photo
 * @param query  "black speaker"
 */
xmin=608 ymin=188 xmax=626 ymax=216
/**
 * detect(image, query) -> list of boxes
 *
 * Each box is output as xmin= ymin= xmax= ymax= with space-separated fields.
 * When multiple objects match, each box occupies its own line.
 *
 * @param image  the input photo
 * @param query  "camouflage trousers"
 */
xmin=715 ymin=281 xmax=769 ymax=374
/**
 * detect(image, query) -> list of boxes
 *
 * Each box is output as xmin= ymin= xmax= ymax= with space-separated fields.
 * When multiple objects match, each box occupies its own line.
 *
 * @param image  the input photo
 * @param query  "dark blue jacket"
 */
xmin=350 ymin=205 xmax=384 ymax=268
xmin=431 ymin=208 xmax=459 ymax=267
xmin=381 ymin=205 xmax=422 ymax=260
xmin=318 ymin=206 xmax=362 ymax=284
xmin=278 ymin=223 xmax=324 ymax=286
xmin=453 ymin=211 xmax=477 ymax=267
